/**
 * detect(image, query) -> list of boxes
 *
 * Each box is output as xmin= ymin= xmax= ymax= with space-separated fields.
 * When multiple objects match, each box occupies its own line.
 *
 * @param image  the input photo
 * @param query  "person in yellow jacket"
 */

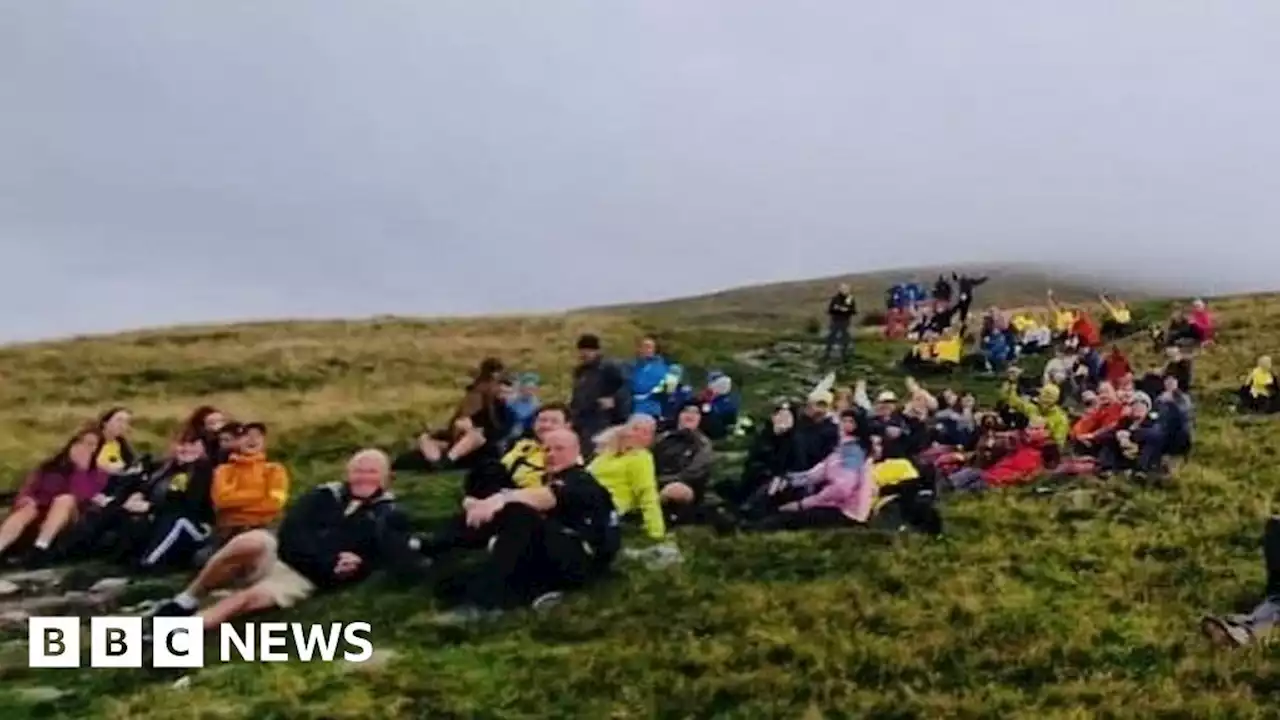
xmin=587 ymin=414 xmax=665 ymax=540
xmin=211 ymin=422 xmax=290 ymax=539
xmin=1240 ymin=356 xmax=1279 ymax=414
xmin=499 ymin=403 xmax=574 ymax=490
xmin=932 ymin=329 xmax=963 ymax=366
xmin=1000 ymin=373 xmax=1069 ymax=447
xmin=1099 ymin=293 xmax=1134 ymax=339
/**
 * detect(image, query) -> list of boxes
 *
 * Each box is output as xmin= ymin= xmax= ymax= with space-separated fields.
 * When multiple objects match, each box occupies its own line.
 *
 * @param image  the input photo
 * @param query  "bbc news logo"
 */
xmin=29 ymin=617 xmax=373 ymax=668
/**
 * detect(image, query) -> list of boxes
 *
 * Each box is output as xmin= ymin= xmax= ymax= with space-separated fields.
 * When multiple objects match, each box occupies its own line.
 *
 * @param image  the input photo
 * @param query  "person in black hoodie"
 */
xmin=570 ymin=334 xmax=629 ymax=458
xmin=823 ymin=284 xmax=858 ymax=364
xmin=933 ymin=275 xmax=954 ymax=303
xmin=795 ymin=392 xmax=840 ymax=468
xmin=716 ymin=402 xmax=806 ymax=506
xmin=135 ymin=438 xmax=217 ymax=570
xmin=147 ymin=449 xmax=418 ymax=628
xmin=426 ymin=429 xmax=620 ymax=623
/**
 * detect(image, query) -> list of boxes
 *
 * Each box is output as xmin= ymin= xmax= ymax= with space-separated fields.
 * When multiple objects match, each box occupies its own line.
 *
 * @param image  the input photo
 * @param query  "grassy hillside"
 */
xmin=587 ymin=262 xmax=1157 ymax=332
xmin=2 ymin=281 xmax=1279 ymax=718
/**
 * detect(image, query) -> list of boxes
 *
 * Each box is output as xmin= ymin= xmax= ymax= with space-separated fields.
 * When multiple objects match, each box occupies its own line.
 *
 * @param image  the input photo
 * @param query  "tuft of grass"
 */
xmin=1 ymin=282 xmax=1278 ymax=718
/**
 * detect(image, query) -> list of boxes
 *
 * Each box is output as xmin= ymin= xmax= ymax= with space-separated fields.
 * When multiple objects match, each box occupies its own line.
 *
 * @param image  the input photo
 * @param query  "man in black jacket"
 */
xmin=428 ymin=429 xmax=620 ymax=623
xmin=570 ymin=334 xmax=629 ymax=457
xmin=823 ymin=284 xmax=857 ymax=364
xmin=147 ymin=449 xmax=418 ymax=628
xmin=653 ymin=404 xmax=716 ymax=524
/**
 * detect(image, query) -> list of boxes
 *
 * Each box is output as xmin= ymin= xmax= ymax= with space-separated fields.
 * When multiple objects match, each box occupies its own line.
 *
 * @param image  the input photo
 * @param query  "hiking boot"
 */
xmin=531 ymin=592 xmax=564 ymax=613
xmin=1200 ymin=615 xmax=1253 ymax=648
xmin=145 ymin=599 xmax=196 ymax=619
xmin=430 ymin=605 xmax=503 ymax=627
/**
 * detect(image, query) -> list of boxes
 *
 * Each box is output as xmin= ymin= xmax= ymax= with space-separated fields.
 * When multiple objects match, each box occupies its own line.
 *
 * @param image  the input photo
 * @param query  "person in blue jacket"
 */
xmin=629 ymin=336 xmax=671 ymax=420
xmin=505 ymin=373 xmax=542 ymax=442
xmin=698 ymin=372 xmax=741 ymax=440
xmin=886 ymin=283 xmax=907 ymax=311
xmin=661 ymin=364 xmax=694 ymax=427
xmin=981 ymin=329 xmax=1014 ymax=373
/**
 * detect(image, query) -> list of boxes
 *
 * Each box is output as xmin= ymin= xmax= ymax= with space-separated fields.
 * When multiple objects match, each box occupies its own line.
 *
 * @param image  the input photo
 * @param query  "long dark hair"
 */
xmin=178 ymin=405 xmax=221 ymax=443
xmin=453 ymin=357 xmax=506 ymax=432
xmin=97 ymin=406 xmax=136 ymax=466
xmin=37 ymin=427 xmax=101 ymax=475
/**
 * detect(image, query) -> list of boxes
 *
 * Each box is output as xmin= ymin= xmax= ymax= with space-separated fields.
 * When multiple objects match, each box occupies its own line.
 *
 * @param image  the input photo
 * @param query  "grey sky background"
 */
xmin=2 ymin=1 xmax=1277 ymax=343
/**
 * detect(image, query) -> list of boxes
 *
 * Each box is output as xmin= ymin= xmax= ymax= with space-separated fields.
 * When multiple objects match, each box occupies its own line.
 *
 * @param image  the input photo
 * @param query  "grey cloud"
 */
xmin=1 ymin=1 xmax=1277 ymax=341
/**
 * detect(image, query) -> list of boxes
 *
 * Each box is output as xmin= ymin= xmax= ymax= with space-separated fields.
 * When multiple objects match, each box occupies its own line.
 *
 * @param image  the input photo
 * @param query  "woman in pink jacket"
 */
xmin=744 ymin=411 xmax=877 ymax=532
xmin=0 ymin=427 xmax=108 ymax=564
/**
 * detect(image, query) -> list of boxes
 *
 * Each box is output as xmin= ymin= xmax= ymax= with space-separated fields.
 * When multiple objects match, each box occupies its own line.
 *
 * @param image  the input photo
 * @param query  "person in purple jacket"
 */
xmin=741 ymin=411 xmax=878 ymax=532
xmin=0 ymin=427 xmax=109 ymax=565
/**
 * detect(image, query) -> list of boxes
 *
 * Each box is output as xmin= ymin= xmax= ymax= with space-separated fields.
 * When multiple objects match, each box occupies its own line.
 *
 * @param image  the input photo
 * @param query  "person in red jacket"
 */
xmin=982 ymin=423 xmax=1049 ymax=488
xmin=1071 ymin=311 xmax=1102 ymax=349
xmin=1101 ymin=346 xmax=1133 ymax=387
xmin=1071 ymin=382 xmax=1126 ymax=454
xmin=1188 ymin=299 xmax=1215 ymax=345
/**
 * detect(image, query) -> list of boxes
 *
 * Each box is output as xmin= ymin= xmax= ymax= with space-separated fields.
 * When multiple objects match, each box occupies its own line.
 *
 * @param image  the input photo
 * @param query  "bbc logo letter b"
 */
xmin=29 ymin=617 xmax=81 ymax=668
xmin=90 ymin=617 xmax=143 ymax=668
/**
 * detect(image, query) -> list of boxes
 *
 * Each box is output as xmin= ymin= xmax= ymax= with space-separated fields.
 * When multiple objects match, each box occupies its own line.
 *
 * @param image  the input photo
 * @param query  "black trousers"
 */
xmin=63 ymin=504 xmax=151 ymax=563
xmin=464 ymin=504 xmax=597 ymax=610
xmin=743 ymin=507 xmax=859 ymax=532
xmin=137 ymin=511 xmax=211 ymax=569
xmin=1264 ymin=517 xmax=1280 ymax=599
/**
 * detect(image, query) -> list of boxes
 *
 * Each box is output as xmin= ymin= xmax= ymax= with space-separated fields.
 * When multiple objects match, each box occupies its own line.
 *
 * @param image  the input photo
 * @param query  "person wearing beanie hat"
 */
xmin=999 ymin=369 xmax=1069 ymax=448
xmin=698 ymin=371 xmax=740 ymax=441
xmin=570 ymin=334 xmax=629 ymax=457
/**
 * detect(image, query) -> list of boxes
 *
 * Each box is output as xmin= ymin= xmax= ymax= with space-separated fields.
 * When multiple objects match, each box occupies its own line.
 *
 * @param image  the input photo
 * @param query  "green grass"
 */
xmin=1 ymin=281 xmax=1278 ymax=718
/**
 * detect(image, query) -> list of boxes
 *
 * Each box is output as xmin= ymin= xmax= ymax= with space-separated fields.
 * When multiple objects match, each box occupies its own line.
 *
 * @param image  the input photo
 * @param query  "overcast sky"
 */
xmin=2 ymin=2 xmax=1277 ymax=342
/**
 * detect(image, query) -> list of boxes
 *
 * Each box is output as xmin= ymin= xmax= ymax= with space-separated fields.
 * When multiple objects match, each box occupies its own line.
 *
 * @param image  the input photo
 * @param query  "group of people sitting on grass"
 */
xmin=2 ymin=295 xmax=1274 ymax=646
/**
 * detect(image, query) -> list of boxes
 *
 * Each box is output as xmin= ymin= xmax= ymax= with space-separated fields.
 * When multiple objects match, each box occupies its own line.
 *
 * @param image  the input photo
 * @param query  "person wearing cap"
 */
xmin=629 ymin=337 xmax=671 ymax=421
xmin=795 ymin=390 xmax=840 ymax=470
xmin=570 ymin=334 xmax=629 ymax=458
xmin=823 ymin=283 xmax=858 ymax=364
xmin=652 ymin=403 xmax=716 ymax=525
xmin=1098 ymin=391 xmax=1170 ymax=476
xmin=209 ymin=422 xmax=290 ymax=544
xmin=999 ymin=370 xmax=1069 ymax=448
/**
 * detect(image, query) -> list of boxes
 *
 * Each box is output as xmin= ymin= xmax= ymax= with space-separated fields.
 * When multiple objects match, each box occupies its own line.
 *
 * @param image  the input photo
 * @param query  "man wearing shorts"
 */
xmin=147 ymin=448 xmax=417 ymax=628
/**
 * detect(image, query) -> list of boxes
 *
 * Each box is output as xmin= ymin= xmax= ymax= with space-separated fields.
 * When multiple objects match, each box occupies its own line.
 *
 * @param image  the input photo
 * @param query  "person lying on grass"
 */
xmin=425 ymin=429 xmax=620 ymax=624
xmin=588 ymin=414 xmax=665 ymax=541
xmin=147 ymin=449 xmax=420 ymax=627
xmin=0 ymin=428 xmax=108 ymax=567
xmin=1202 ymin=516 xmax=1280 ymax=648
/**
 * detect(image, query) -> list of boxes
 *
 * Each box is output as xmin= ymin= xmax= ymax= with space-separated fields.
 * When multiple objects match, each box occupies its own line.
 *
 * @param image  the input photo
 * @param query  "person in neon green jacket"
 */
xmin=1001 ymin=373 xmax=1069 ymax=448
xmin=587 ymin=414 xmax=666 ymax=540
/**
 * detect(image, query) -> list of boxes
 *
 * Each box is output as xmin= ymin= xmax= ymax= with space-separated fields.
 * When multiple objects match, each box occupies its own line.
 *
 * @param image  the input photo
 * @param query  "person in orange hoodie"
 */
xmin=1070 ymin=382 xmax=1126 ymax=455
xmin=210 ymin=422 xmax=290 ymax=543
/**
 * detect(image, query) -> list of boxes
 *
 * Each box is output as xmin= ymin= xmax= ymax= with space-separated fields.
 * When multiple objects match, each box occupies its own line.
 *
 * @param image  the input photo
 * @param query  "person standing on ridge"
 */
xmin=823 ymin=283 xmax=857 ymax=364
xmin=953 ymin=273 xmax=988 ymax=328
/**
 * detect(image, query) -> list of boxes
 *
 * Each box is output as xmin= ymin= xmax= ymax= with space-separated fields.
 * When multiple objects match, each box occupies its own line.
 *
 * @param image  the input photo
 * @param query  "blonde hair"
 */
xmin=592 ymin=414 xmax=656 ymax=454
